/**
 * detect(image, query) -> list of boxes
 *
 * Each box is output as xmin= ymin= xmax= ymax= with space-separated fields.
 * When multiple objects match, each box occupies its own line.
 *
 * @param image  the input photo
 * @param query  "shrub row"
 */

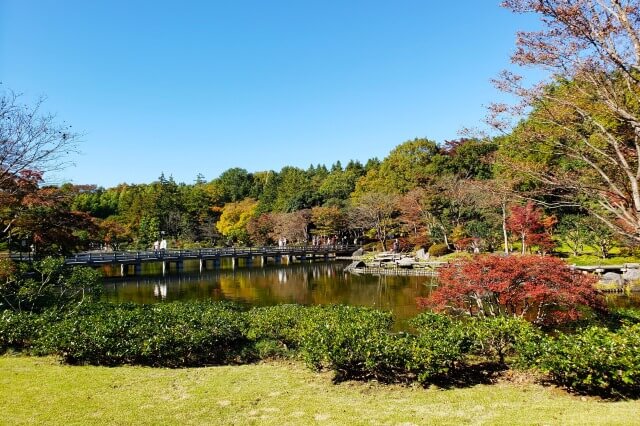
xmin=536 ymin=323 xmax=640 ymax=397
xmin=37 ymin=302 xmax=249 ymax=367
xmin=2 ymin=302 xmax=639 ymax=396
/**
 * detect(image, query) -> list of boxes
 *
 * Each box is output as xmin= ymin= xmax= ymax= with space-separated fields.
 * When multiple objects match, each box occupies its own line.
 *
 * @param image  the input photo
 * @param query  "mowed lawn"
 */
xmin=1 ymin=356 xmax=639 ymax=425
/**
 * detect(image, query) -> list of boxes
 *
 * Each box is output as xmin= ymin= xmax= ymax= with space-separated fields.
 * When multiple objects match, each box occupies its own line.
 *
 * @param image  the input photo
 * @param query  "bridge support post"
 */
xmin=232 ymin=257 xmax=237 ymax=269
xmin=199 ymin=258 xmax=204 ymax=273
xmin=134 ymin=262 xmax=141 ymax=276
xmin=177 ymin=260 xmax=184 ymax=273
xmin=162 ymin=261 xmax=167 ymax=276
xmin=213 ymin=257 xmax=220 ymax=269
xmin=120 ymin=264 xmax=126 ymax=277
xmin=261 ymin=256 xmax=267 ymax=266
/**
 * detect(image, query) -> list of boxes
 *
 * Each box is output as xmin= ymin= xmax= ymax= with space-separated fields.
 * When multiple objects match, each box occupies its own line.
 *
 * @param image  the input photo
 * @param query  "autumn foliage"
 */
xmin=418 ymin=255 xmax=604 ymax=326
xmin=506 ymin=201 xmax=554 ymax=254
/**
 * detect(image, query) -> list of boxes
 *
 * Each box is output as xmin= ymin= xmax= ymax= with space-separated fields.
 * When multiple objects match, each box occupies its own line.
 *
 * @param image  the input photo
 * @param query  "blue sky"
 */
xmin=1 ymin=1 xmax=542 ymax=187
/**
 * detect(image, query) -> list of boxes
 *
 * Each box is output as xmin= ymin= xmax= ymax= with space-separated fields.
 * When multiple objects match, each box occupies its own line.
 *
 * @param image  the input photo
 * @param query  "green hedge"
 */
xmin=2 ymin=301 xmax=640 ymax=396
xmin=41 ymin=302 xmax=249 ymax=367
xmin=296 ymin=305 xmax=405 ymax=381
xmin=0 ymin=309 xmax=66 ymax=354
xmin=246 ymin=304 xmax=309 ymax=357
xmin=538 ymin=324 xmax=640 ymax=397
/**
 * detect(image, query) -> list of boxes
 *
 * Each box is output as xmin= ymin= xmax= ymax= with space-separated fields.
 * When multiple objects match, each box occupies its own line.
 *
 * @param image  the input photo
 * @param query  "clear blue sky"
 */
xmin=1 ymin=1 xmax=541 ymax=187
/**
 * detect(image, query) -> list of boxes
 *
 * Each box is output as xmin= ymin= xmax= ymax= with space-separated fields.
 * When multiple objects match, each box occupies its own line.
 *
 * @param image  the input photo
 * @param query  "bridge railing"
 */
xmin=62 ymin=244 xmax=360 ymax=264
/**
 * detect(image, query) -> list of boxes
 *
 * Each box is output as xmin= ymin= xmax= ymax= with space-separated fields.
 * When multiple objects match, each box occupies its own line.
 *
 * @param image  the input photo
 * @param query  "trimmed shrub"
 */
xmin=297 ymin=305 xmax=407 ymax=381
xmin=428 ymin=243 xmax=450 ymax=257
xmin=467 ymin=316 xmax=543 ymax=365
xmin=0 ymin=310 xmax=38 ymax=353
xmin=246 ymin=304 xmax=309 ymax=355
xmin=0 ymin=308 xmax=66 ymax=354
xmin=45 ymin=302 xmax=250 ymax=367
xmin=539 ymin=324 xmax=640 ymax=397
xmin=408 ymin=313 xmax=472 ymax=384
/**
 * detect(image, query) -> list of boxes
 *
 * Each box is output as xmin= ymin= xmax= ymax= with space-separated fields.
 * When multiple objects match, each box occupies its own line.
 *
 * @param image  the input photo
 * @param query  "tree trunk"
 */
xmin=502 ymin=201 xmax=509 ymax=255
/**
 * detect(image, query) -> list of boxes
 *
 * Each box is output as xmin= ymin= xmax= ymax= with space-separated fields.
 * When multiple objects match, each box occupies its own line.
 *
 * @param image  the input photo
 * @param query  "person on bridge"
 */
xmin=160 ymin=239 xmax=167 ymax=252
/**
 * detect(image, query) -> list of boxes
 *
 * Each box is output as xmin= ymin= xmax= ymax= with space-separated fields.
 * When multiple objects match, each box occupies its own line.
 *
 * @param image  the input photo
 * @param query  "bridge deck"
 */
xmin=9 ymin=245 xmax=359 ymax=266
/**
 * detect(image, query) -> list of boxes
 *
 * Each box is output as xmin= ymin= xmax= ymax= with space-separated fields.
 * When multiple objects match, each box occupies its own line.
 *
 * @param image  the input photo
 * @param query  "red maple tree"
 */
xmin=418 ymin=255 xmax=604 ymax=326
xmin=506 ymin=201 xmax=554 ymax=254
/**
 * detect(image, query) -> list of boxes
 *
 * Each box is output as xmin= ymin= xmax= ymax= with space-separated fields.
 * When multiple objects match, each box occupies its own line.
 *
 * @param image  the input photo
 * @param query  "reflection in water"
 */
xmin=153 ymin=283 xmax=167 ymax=300
xmin=102 ymin=260 xmax=438 ymax=326
xmin=102 ymin=259 xmax=638 ymax=327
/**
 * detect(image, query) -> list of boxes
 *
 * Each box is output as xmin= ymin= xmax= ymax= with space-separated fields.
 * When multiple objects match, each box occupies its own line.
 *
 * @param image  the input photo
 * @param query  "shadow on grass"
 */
xmin=330 ymin=361 xmax=509 ymax=388
xmin=427 ymin=362 xmax=509 ymax=389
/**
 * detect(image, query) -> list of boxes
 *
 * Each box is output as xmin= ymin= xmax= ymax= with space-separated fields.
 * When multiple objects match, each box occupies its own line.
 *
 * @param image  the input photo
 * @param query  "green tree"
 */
xmin=443 ymin=138 xmax=497 ymax=180
xmin=557 ymin=214 xmax=591 ymax=257
xmin=495 ymin=0 xmax=640 ymax=243
xmin=214 ymin=168 xmax=255 ymax=203
xmin=216 ymin=198 xmax=258 ymax=245
xmin=273 ymin=167 xmax=319 ymax=212
xmin=0 ymin=257 xmax=102 ymax=313
xmin=138 ymin=216 xmax=160 ymax=249
xmin=354 ymin=138 xmax=443 ymax=195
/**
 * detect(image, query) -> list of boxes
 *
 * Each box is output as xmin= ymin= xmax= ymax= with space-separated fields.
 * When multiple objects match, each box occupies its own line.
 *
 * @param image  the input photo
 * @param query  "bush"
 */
xmin=0 ymin=310 xmax=38 ymax=353
xmin=45 ymin=302 xmax=250 ymax=367
xmin=246 ymin=304 xmax=309 ymax=355
xmin=539 ymin=324 xmax=640 ymax=397
xmin=408 ymin=313 xmax=472 ymax=384
xmin=297 ymin=305 xmax=407 ymax=382
xmin=0 ymin=257 xmax=102 ymax=313
xmin=428 ymin=243 xmax=450 ymax=257
xmin=0 ymin=309 xmax=66 ymax=354
xmin=467 ymin=316 xmax=544 ymax=365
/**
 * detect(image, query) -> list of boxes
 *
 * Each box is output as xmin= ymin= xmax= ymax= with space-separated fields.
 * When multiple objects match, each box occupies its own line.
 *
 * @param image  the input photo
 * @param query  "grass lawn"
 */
xmin=1 ymin=356 xmax=640 ymax=425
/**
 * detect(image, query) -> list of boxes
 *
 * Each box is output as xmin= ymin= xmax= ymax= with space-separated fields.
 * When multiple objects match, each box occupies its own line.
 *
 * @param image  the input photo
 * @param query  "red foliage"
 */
xmin=417 ymin=255 xmax=604 ymax=326
xmin=506 ymin=201 xmax=555 ymax=254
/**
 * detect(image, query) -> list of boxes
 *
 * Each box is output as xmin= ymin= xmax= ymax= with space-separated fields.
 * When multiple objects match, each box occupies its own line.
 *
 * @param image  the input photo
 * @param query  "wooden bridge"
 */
xmin=9 ymin=245 xmax=359 ymax=276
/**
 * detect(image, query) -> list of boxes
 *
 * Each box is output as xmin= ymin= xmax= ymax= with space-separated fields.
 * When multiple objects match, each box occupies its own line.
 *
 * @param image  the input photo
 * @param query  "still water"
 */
xmin=102 ymin=259 xmax=437 ymax=327
xmin=102 ymin=259 xmax=640 ymax=326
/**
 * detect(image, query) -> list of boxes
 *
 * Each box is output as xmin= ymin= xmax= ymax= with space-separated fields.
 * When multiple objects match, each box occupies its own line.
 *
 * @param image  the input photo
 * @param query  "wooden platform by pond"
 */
xmin=346 ymin=265 xmax=439 ymax=277
xmin=344 ymin=254 xmax=446 ymax=277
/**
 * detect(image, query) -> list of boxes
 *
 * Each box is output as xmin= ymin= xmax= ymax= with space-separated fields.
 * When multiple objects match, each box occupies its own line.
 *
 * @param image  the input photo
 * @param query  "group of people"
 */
xmin=152 ymin=239 xmax=167 ymax=252
xmin=311 ymin=235 xmax=340 ymax=246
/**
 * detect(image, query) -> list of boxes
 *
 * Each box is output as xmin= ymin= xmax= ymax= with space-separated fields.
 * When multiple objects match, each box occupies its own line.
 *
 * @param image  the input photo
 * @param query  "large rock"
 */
xmin=352 ymin=248 xmax=364 ymax=257
xmin=622 ymin=267 xmax=640 ymax=282
xmin=601 ymin=272 xmax=622 ymax=284
xmin=415 ymin=248 xmax=430 ymax=260
xmin=345 ymin=260 xmax=366 ymax=271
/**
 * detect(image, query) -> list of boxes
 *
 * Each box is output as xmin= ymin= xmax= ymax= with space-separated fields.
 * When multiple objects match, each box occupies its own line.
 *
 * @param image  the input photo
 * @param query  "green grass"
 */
xmin=1 ymin=356 xmax=639 ymax=425
xmin=436 ymin=252 xmax=473 ymax=262
xmin=565 ymin=254 xmax=640 ymax=266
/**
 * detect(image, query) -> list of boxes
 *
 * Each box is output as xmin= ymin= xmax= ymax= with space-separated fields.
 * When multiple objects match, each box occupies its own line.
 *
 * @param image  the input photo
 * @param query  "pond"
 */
xmin=102 ymin=259 xmax=438 ymax=327
xmin=102 ymin=258 xmax=640 ymax=328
